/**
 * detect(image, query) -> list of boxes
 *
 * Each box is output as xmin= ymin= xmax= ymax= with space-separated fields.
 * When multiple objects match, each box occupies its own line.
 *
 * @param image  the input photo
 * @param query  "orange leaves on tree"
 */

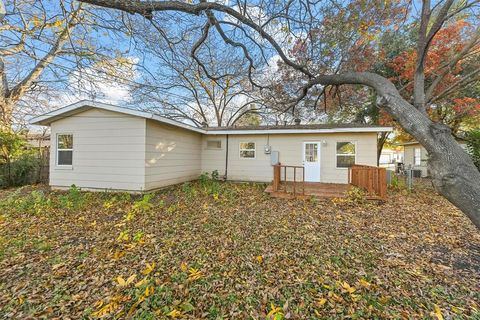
xmin=452 ymin=97 xmax=480 ymax=117
xmin=390 ymin=20 xmax=475 ymax=96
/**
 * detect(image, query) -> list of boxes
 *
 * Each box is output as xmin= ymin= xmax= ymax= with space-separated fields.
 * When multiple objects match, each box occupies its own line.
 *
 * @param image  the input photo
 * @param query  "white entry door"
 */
xmin=303 ymin=142 xmax=321 ymax=182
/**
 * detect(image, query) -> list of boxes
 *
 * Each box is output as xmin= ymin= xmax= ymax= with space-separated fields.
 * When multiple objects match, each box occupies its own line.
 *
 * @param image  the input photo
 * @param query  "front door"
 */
xmin=303 ymin=142 xmax=321 ymax=182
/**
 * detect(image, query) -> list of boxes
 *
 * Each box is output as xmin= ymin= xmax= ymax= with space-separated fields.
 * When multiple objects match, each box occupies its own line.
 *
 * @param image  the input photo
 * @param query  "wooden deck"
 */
xmin=265 ymin=182 xmax=350 ymax=199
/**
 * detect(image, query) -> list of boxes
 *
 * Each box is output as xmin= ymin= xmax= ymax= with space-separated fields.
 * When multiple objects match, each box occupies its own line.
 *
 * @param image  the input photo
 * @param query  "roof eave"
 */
xmin=206 ymin=127 xmax=393 ymax=135
xmin=29 ymin=100 xmax=207 ymax=134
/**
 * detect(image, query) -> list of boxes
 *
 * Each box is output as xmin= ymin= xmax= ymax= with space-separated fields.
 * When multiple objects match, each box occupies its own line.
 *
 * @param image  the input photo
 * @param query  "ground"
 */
xmin=0 ymin=179 xmax=479 ymax=319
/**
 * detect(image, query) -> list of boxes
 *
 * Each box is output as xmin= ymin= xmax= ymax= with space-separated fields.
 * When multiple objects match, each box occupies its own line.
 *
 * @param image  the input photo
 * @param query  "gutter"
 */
xmin=224 ymin=134 xmax=229 ymax=181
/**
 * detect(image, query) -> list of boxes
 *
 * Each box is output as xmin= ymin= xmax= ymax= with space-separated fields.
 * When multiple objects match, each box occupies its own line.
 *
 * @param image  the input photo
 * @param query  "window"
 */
xmin=304 ymin=143 xmax=318 ymax=162
xmin=57 ymin=134 xmax=73 ymax=166
xmin=206 ymin=140 xmax=222 ymax=149
xmin=414 ymin=148 xmax=421 ymax=166
xmin=336 ymin=142 xmax=356 ymax=168
xmin=240 ymin=142 xmax=255 ymax=158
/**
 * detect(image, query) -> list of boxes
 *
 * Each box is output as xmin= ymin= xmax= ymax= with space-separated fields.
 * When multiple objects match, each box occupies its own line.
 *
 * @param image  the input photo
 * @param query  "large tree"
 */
xmin=77 ymin=0 xmax=479 ymax=228
xmin=0 ymin=1 xmax=86 ymax=129
xmin=0 ymin=0 xmax=122 ymax=130
xmin=131 ymin=35 xmax=265 ymax=127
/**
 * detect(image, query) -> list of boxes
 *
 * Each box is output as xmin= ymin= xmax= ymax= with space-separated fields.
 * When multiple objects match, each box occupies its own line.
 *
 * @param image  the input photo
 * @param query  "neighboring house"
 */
xmin=26 ymin=133 xmax=50 ymax=150
xmin=401 ymin=140 xmax=467 ymax=177
xmin=30 ymin=100 xmax=392 ymax=192
xmin=379 ymin=146 xmax=403 ymax=167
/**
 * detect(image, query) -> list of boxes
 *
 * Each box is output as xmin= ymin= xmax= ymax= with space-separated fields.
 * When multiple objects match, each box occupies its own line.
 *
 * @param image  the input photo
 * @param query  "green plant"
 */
xmin=0 ymin=189 xmax=53 ymax=215
xmin=133 ymin=194 xmax=154 ymax=212
xmin=199 ymin=172 xmax=210 ymax=186
xmin=182 ymin=182 xmax=197 ymax=202
xmin=197 ymin=171 xmax=223 ymax=196
xmin=466 ymin=129 xmax=480 ymax=170
xmin=0 ymin=131 xmax=42 ymax=187
xmin=59 ymin=185 xmax=85 ymax=211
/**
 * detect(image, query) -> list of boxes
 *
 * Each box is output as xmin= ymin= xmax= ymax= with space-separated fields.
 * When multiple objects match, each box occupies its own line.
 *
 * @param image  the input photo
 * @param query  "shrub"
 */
xmin=198 ymin=171 xmax=221 ymax=196
xmin=0 ymin=188 xmax=52 ymax=215
xmin=0 ymin=131 xmax=43 ymax=187
xmin=466 ymin=129 xmax=480 ymax=170
xmin=58 ymin=185 xmax=85 ymax=211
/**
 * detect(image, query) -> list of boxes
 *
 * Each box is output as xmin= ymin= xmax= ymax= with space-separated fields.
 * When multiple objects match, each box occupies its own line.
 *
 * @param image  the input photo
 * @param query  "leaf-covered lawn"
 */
xmin=0 ymin=180 xmax=478 ymax=319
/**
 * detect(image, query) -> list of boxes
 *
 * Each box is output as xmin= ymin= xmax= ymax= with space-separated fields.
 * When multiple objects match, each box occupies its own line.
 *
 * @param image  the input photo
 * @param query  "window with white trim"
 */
xmin=414 ymin=148 xmax=421 ymax=166
xmin=206 ymin=140 xmax=222 ymax=149
xmin=336 ymin=142 xmax=356 ymax=168
xmin=239 ymin=142 xmax=255 ymax=158
xmin=57 ymin=134 xmax=73 ymax=166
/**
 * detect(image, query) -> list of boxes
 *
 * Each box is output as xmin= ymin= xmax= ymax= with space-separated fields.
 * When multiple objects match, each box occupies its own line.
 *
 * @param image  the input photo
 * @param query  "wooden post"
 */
xmin=302 ymin=167 xmax=305 ymax=195
xmin=273 ymin=165 xmax=281 ymax=192
xmin=293 ymin=167 xmax=296 ymax=197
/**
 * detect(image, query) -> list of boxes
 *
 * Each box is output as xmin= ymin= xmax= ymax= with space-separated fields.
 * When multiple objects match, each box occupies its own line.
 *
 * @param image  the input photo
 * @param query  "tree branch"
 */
xmin=8 ymin=5 xmax=83 ymax=102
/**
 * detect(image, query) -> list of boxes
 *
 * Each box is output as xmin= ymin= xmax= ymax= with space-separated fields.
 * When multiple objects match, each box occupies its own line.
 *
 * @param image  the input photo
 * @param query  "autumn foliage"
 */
xmin=389 ymin=20 xmax=480 ymax=132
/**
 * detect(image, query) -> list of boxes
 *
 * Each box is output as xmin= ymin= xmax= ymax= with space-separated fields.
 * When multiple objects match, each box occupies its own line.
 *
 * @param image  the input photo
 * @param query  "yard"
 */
xmin=0 ymin=179 xmax=478 ymax=319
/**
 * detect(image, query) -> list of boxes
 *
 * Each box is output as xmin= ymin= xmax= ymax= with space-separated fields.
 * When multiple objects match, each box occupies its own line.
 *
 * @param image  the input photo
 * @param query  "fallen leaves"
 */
xmin=187 ymin=268 xmax=203 ymax=281
xmin=341 ymin=281 xmax=356 ymax=294
xmin=432 ymin=304 xmax=444 ymax=320
xmin=142 ymin=262 xmax=155 ymax=275
xmin=116 ymin=274 xmax=136 ymax=287
xmin=0 ymin=181 xmax=479 ymax=319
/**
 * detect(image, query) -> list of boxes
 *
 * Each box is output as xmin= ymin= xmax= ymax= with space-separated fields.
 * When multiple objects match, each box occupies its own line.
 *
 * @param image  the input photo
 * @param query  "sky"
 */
xmin=4 ymin=0 xmax=477 ymax=130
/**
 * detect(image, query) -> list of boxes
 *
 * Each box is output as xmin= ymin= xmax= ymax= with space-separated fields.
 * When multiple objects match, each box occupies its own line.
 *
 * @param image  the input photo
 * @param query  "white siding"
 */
xmin=144 ymin=120 xmax=202 ymax=190
xmin=49 ymin=108 xmax=146 ymax=191
xmin=403 ymin=144 xmax=429 ymax=177
xmin=48 ymin=108 xmax=382 ymax=190
xmin=201 ymin=132 xmax=378 ymax=184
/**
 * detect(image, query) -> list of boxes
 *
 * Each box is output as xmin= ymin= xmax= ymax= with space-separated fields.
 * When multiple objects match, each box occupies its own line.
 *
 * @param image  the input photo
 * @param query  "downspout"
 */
xmin=224 ymin=134 xmax=229 ymax=181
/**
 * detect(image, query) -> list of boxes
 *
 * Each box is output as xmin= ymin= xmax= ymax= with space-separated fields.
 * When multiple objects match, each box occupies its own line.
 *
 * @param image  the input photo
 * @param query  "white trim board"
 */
xmin=30 ymin=100 xmax=393 ymax=135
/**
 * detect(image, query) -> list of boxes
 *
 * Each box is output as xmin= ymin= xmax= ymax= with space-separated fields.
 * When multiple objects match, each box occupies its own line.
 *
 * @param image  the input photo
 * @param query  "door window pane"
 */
xmin=305 ymin=143 xmax=318 ymax=162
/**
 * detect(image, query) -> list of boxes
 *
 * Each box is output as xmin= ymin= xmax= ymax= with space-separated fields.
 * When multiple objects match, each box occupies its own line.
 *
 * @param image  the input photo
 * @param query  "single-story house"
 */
xmin=401 ymin=140 xmax=468 ymax=177
xmin=379 ymin=146 xmax=403 ymax=166
xmin=30 ymin=100 xmax=392 ymax=192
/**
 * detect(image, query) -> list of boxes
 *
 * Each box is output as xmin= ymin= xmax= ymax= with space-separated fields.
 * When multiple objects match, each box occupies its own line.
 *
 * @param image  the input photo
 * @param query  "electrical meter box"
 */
xmin=270 ymin=151 xmax=279 ymax=165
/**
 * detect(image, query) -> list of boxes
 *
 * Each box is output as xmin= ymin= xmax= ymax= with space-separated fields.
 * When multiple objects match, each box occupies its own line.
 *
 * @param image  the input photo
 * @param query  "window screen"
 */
xmin=57 ymin=134 xmax=73 ymax=166
xmin=336 ymin=142 xmax=355 ymax=168
xmin=240 ymin=142 xmax=255 ymax=158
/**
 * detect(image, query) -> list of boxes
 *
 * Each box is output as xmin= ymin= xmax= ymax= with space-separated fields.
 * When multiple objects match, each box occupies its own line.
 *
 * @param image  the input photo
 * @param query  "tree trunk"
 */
xmin=307 ymin=72 xmax=480 ymax=229
xmin=377 ymin=132 xmax=389 ymax=166
xmin=378 ymin=85 xmax=480 ymax=229
xmin=0 ymin=100 xmax=13 ymax=131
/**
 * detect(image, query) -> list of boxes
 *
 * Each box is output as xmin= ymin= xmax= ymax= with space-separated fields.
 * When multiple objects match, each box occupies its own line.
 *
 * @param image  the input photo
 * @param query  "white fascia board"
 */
xmin=150 ymin=115 xmax=206 ymax=133
xmin=205 ymin=127 xmax=393 ymax=135
xmin=29 ymin=100 xmax=207 ymax=134
xmin=29 ymin=100 xmax=152 ymax=125
xmin=30 ymin=100 xmax=392 ymax=135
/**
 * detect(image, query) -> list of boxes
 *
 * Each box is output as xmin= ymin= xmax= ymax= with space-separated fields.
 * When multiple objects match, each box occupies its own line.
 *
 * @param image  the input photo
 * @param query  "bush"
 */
xmin=0 ymin=131 xmax=43 ymax=187
xmin=0 ymin=188 xmax=52 ymax=215
xmin=466 ymin=129 xmax=480 ymax=170
xmin=198 ymin=171 xmax=221 ymax=197
xmin=58 ymin=185 xmax=85 ymax=211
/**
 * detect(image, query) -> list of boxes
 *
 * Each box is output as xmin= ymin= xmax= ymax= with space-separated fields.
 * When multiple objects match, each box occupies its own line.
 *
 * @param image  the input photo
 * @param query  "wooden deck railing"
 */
xmin=272 ymin=164 xmax=305 ymax=197
xmin=348 ymin=164 xmax=387 ymax=200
